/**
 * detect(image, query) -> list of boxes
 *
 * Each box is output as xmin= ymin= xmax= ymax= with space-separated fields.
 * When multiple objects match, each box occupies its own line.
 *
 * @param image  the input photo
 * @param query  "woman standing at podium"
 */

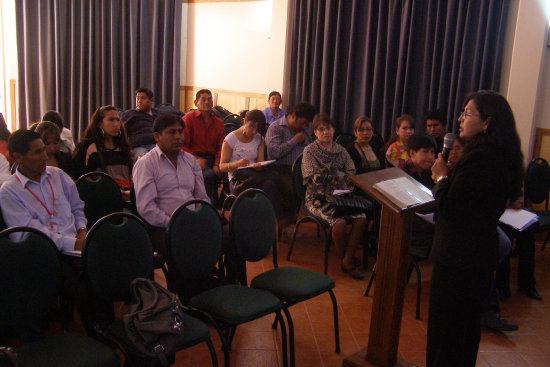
xmin=427 ymin=91 xmax=524 ymax=367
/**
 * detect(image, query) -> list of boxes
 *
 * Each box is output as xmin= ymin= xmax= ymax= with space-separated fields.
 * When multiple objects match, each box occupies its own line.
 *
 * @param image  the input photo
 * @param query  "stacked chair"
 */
xmin=82 ymin=212 xmax=217 ymax=367
xmin=165 ymin=199 xmax=288 ymax=367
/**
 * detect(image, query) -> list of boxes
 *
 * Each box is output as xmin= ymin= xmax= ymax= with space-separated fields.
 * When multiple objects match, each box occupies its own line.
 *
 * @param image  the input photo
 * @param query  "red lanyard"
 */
xmin=15 ymin=174 xmax=55 ymax=217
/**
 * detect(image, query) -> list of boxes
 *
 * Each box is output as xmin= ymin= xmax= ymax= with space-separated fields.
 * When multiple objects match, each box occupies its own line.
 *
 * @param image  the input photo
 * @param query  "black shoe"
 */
xmin=480 ymin=311 xmax=518 ymax=332
xmin=341 ymin=263 xmax=366 ymax=280
xmin=520 ymin=287 xmax=543 ymax=301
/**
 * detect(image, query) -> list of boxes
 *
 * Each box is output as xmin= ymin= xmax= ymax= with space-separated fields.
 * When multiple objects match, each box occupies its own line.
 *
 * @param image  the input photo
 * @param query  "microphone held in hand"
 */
xmin=441 ymin=133 xmax=455 ymax=162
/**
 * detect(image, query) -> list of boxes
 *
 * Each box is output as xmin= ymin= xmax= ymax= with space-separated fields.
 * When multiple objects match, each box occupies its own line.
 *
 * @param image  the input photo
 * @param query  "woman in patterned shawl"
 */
xmin=302 ymin=114 xmax=366 ymax=279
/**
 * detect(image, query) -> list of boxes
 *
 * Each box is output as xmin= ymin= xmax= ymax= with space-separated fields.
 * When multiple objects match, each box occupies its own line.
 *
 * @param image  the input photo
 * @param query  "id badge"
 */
xmin=48 ymin=218 xmax=58 ymax=233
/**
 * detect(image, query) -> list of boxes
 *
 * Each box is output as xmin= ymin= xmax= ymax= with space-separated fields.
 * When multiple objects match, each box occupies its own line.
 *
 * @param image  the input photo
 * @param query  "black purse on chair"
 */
xmin=325 ymin=193 xmax=373 ymax=217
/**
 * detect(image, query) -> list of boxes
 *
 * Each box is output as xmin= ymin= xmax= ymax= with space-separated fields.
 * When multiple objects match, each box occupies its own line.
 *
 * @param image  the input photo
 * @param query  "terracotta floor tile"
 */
xmin=231 ymin=330 xmax=278 ymax=350
xmin=315 ymin=331 xmax=357 ymax=354
xmin=399 ymin=351 xmax=426 ymax=367
xmin=520 ymin=351 xmax=550 ymax=366
xmin=478 ymin=351 xmax=531 ymax=366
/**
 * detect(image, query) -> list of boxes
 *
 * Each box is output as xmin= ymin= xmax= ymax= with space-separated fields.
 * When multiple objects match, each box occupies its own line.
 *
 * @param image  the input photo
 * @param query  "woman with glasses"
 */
xmin=427 ymin=91 xmax=524 ymax=366
xmin=303 ymin=114 xmax=366 ymax=279
xmin=73 ymin=106 xmax=133 ymax=201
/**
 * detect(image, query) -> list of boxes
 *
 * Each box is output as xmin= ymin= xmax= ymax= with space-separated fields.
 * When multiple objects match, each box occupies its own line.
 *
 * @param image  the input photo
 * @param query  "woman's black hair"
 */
xmin=462 ymin=90 xmax=524 ymax=201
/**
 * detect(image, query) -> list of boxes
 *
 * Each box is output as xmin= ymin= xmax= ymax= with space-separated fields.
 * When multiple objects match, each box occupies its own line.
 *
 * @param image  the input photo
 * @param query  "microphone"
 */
xmin=441 ymin=133 xmax=455 ymax=162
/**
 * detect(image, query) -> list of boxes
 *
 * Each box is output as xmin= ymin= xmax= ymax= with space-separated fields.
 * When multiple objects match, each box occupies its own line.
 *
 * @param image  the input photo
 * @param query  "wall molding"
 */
xmin=180 ymin=86 xmax=266 ymax=114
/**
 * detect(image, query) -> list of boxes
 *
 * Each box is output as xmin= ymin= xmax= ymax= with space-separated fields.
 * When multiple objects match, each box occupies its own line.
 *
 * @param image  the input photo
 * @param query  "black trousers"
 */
xmin=496 ymin=226 xmax=535 ymax=290
xmin=427 ymin=263 xmax=490 ymax=367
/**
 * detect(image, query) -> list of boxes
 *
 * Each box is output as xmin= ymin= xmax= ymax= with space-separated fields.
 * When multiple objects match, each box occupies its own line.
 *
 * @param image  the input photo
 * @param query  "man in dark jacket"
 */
xmin=121 ymin=87 xmax=160 ymax=160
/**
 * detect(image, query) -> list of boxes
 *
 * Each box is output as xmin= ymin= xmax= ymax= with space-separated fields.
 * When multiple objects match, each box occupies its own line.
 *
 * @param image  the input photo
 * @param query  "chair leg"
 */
xmin=364 ymin=263 xmax=376 ymax=296
xmin=328 ymin=290 xmax=340 ymax=354
xmin=322 ymin=228 xmax=330 ymax=274
xmin=227 ymin=326 xmax=237 ymax=351
xmin=281 ymin=305 xmax=295 ymax=367
xmin=286 ymin=221 xmax=303 ymax=261
xmin=276 ymin=311 xmax=288 ymax=367
xmin=411 ymin=259 xmax=422 ymax=320
xmin=541 ymin=232 xmax=550 ymax=251
xmin=205 ymin=338 xmax=219 ymax=367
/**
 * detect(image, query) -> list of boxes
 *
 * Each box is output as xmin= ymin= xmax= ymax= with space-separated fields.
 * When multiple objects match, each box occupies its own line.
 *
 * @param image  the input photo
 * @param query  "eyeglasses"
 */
xmin=459 ymin=111 xmax=479 ymax=119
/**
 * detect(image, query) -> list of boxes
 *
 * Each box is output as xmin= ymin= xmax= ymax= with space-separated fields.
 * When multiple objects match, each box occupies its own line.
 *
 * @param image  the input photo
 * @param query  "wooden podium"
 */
xmin=343 ymin=168 xmax=434 ymax=367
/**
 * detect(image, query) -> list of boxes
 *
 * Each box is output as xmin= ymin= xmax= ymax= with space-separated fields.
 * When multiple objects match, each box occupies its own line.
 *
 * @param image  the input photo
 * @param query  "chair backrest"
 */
xmin=524 ymin=158 xmax=550 ymax=208
xmin=223 ymin=114 xmax=243 ymax=126
xmin=157 ymin=103 xmax=177 ymax=112
xmin=76 ymin=172 xmax=124 ymax=229
xmin=83 ymin=213 xmax=154 ymax=302
xmin=166 ymin=200 xmax=222 ymax=280
xmin=0 ymin=227 xmax=61 ymax=327
xmin=229 ymin=188 xmax=276 ymax=263
xmin=335 ymin=133 xmax=355 ymax=148
xmin=291 ymin=154 xmax=306 ymax=209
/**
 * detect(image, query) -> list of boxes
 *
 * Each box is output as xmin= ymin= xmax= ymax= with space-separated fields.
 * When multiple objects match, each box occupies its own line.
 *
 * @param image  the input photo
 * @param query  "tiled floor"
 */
xmin=166 ymin=223 xmax=550 ymax=367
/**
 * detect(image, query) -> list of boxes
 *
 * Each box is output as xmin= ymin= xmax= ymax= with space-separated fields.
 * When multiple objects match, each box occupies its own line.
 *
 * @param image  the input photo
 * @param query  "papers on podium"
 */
xmin=499 ymin=209 xmax=538 ymax=231
xmin=372 ymin=176 xmax=433 ymax=209
xmin=236 ymin=160 xmax=276 ymax=170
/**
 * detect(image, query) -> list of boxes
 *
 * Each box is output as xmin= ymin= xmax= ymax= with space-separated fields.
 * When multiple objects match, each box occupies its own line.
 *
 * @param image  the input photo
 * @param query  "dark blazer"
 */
xmin=346 ymin=142 xmax=386 ymax=174
xmin=430 ymin=145 xmax=508 ymax=269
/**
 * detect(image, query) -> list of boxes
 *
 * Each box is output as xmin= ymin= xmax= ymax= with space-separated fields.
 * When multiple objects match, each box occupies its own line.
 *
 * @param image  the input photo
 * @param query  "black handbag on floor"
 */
xmin=123 ymin=278 xmax=186 ymax=366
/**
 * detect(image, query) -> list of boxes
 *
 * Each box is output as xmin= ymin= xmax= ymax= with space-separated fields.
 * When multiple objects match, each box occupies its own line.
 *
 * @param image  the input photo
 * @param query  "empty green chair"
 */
xmin=232 ymin=188 xmax=340 ymax=367
xmin=0 ymin=226 xmax=119 ymax=367
xmin=75 ymin=172 xmax=124 ymax=229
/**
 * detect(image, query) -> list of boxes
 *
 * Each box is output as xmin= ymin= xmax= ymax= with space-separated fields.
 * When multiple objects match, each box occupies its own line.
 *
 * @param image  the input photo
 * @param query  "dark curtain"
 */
xmin=286 ymin=0 xmax=509 ymax=138
xmin=16 ymin=0 xmax=182 ymax=139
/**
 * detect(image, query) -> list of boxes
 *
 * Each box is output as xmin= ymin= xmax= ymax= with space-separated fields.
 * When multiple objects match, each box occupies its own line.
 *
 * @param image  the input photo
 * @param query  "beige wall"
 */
xmin=182 ymin=0 xmax=288 ymax=107
xmin=501 ymin=0 xmax=549 ymax=162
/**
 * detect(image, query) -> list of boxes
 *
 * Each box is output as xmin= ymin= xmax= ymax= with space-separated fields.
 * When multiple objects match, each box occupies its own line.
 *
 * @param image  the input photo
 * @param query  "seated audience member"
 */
xmin=0 ymin=129 xmax=86 ymax=252
xmin=121 ymin=87 xmax=160 ymax=160
xmin=385 ymin=114 xmax=415 ymax=168
xmin=0 ymin=114 xmax=11 ymax=185
xmin=447 ymin=135 xmax=465 ymax=167
xmin=402 ymin=134 xmax=436 ymax=189
xmin=220 ymin=109 xmax=282 ymax=218
xmin=0 ymin=112 xmax=12 ymax=164
xmin=133 ymin=113 xmax=209 ymax=255
xmin=447 ymin=136 xmax=519 ymax=331
xmin=302 ymin=114 xmax=366 ymax=279
xmin=73 ymin=106 xmax=133 ymax=200
xmin=425 ymin=109 xmax=447 ymax=155
xmin=347 ymin=116 xmax=385 ymax=174
xmin=238 ymin=110 xmax=248 ymax=120
xmin=266 ymin=101 xmax=316 ymax=236
xmin=400 ymin=134 xmax=436 ymax=256
xmin=263 ymin=91 xmax=287 ymax=125
xmin=34 ymin=121 xmax=74 ymax=178
xmin=42 ymin=110 xmax=75 ymax=153
xmin=0 ymin=152 xmax=10 ymax=186
xmin=182 ymin=89 xmax=225 ymax=206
